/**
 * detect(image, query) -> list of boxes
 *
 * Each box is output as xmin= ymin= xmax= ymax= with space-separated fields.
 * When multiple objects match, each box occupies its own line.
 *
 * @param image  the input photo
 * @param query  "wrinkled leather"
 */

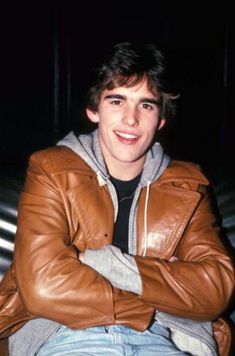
xmin=0 ymin=146 xmax=234 ymax=355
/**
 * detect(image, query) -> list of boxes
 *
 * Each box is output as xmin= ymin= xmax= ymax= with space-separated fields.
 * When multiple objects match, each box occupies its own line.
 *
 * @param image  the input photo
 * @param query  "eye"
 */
xmin=141 ymin=103 xmax=154 ymax=110
xmin=111 ymin=100 xmax=122 ymax=106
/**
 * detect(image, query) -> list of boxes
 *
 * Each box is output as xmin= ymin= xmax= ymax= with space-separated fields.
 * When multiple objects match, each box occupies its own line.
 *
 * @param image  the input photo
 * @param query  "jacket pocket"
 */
xmin=138 ymin=186 xmax=201 ymax=259
xmin=67 ymin=182 xmax=114 ymax=249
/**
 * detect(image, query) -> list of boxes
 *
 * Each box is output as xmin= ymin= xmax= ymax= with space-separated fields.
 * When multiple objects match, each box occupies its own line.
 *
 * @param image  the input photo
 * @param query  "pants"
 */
xmin=36 ymin=322 xmax=188 ymax=355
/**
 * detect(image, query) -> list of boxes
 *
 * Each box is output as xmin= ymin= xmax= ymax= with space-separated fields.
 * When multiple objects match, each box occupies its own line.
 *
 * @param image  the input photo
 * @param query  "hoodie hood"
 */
xmin=57 ymin=129 xmax=171 ymax=187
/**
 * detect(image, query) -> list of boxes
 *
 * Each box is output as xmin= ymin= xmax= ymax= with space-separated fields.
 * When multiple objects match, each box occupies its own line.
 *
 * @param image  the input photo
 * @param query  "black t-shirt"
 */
xmin=110 ymin=173 xmax=141 ymax=253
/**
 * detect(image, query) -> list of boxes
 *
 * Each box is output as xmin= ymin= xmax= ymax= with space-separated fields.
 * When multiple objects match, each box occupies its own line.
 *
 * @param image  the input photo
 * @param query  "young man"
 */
xmin=0 ymin=42 xmax=234 ymax=355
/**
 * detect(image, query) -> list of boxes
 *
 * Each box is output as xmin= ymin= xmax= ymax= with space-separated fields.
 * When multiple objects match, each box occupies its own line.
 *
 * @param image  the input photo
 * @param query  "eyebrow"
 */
xmin=104 ymin=94 xmax=159 ymax=106
xmin=141 ymin=97 xmax=159 ymax=106
xmin=104 ymin=94 xmax=125 ymax=100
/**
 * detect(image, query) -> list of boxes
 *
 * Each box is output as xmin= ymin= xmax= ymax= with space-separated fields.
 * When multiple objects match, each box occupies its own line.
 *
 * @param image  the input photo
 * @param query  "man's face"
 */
xmin=86 ymin=78 xmax=165 ymax=179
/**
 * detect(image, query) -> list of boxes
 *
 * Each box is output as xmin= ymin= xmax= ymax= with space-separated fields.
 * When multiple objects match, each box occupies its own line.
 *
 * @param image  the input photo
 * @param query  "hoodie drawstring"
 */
xmin=96 ymin=171 xmax=106 ymax=186
xmin=143 ymin=181 xmax=151 ymax=257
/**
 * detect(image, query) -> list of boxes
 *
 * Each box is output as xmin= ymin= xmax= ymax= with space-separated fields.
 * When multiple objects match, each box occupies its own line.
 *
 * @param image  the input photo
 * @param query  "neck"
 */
xmin=105 ymin=158 xmax=144 ymax=180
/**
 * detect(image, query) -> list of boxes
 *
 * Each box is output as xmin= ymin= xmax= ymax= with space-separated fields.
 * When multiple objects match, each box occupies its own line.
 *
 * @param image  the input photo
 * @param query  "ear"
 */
xmin=158 ymin=118 xmax=166 ymax=130
xmin=86 ymin=108 xmax=99 ymax=123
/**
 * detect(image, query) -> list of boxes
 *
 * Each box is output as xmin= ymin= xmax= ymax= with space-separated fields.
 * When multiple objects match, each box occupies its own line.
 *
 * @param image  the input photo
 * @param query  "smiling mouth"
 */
xmin=115 ymin=131 xmax=139 ymax=140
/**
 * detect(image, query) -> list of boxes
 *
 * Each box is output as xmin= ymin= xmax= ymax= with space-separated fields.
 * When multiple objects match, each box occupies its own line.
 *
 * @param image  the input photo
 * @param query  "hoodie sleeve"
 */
xmin=83 ymin=245 xmax=142 ymax=294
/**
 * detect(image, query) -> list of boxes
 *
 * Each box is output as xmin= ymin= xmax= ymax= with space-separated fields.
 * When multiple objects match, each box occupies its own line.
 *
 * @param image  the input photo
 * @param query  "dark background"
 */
xmin=0 ymin=1 xmax=234 ymax=182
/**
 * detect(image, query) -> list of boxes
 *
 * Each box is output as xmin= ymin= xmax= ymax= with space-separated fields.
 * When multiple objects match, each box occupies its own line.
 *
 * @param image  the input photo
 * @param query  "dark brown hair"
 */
xmin=86 ymin=42 xmax=178 ymax=120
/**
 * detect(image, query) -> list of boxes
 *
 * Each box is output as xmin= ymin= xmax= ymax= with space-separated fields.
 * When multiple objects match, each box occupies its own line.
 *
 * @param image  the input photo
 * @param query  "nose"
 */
xmin=122 ymin=105 xmax=139 ymax=127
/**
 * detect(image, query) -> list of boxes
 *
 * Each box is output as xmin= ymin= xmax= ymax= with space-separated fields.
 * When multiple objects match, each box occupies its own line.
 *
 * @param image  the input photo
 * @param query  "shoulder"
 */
xmin=157 ymin=159 xmax=209 ymax=191
xmin=28 ymin=146 xmax=90 ymax=174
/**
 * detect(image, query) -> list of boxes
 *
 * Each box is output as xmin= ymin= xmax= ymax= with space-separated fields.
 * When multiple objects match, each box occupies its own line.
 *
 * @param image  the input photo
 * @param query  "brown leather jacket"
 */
xmin=0 ymin=146 xmax=234 ymax=355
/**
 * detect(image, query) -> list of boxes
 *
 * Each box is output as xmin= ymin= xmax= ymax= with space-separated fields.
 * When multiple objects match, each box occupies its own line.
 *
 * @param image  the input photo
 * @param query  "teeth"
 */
xmin=116 ymin=131 xmax=138 ymax=139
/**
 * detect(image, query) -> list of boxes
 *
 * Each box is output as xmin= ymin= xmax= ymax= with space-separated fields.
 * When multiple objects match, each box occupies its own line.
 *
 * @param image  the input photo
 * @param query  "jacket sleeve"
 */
xmin=14 ymin=152 xmax=115 ymax=329
xmin=135 ymin=187 xmax=235 ymax=321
